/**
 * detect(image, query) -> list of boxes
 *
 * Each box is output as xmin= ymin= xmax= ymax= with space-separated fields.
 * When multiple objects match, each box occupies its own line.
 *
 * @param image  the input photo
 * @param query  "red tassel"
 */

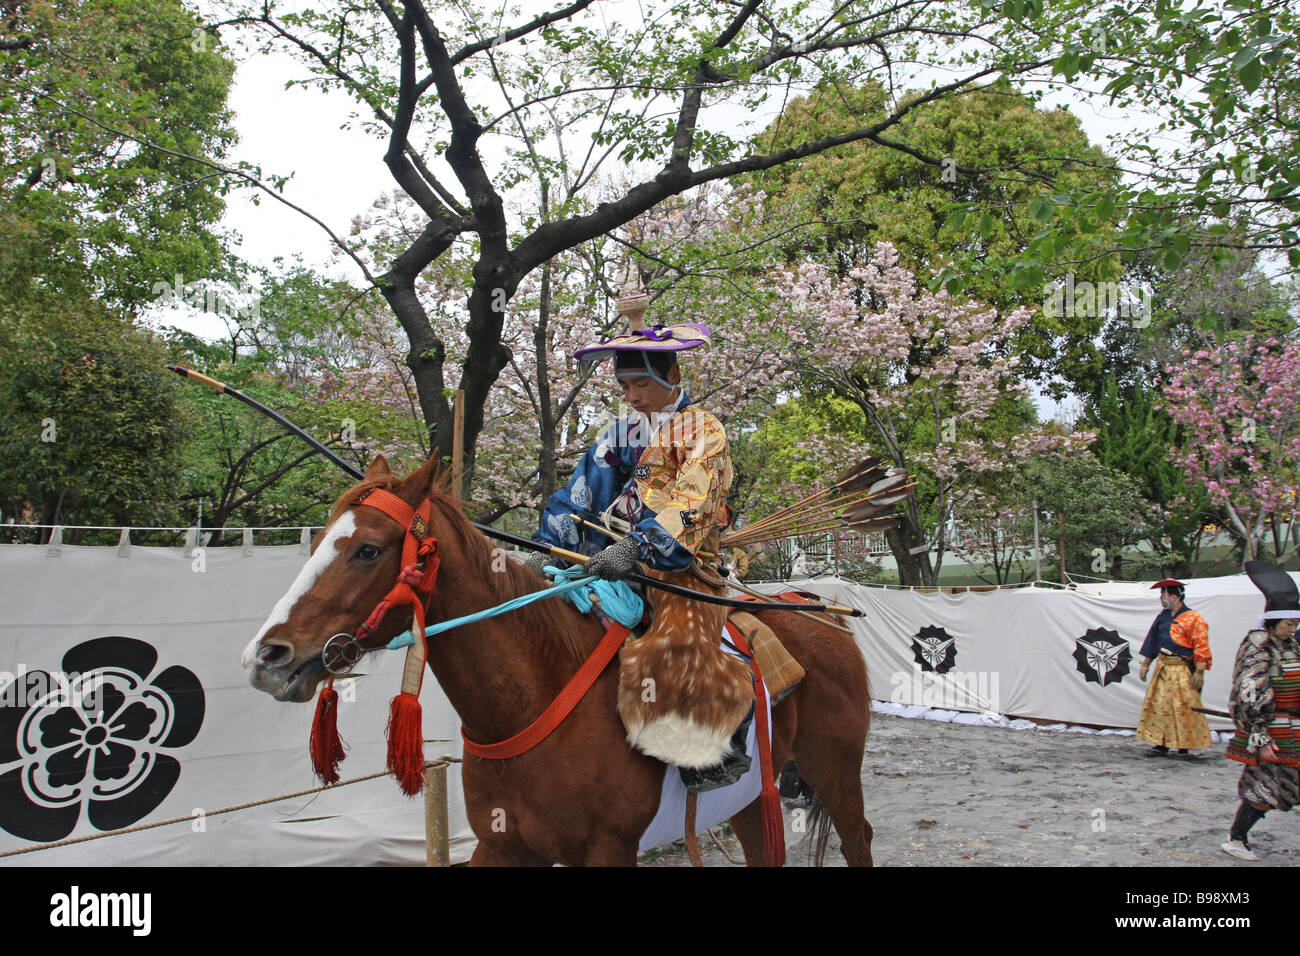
xmin=760 ymin=782 xmax=786 ymax=867
xmin=309 ymin=683 xmax=346 ymax=784
xmin=386 ymin=692 xmax=426 ymax=796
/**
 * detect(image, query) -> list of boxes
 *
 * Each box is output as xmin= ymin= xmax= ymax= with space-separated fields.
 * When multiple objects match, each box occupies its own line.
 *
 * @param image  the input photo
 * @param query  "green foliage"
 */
xmin=168 ymin=338 xmax=344 ymax=538
xmin=163 ymin=266 xmax=430 ymax=536
xmin=1083 ymin=376 xmax=1211 ymax=575
xmin=0 ymin=304 xmax=187 ymax=533
xmin=747 ymin=81 xmax=1121 ymax=395
xmin=1030 ymin=0 xmax=1300 ymax=282
xmin=1024 ymin=453 xmax=1152 ymax=580
xmin=0 ymin=0 xmax=238 ymax=308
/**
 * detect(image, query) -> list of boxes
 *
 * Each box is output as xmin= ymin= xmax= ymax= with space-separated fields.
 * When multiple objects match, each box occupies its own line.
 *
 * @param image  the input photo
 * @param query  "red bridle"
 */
xmin=311 ymin=486 xmax=441 ymax=795
xmin=351 ymin=487 xmax=440 ymax=644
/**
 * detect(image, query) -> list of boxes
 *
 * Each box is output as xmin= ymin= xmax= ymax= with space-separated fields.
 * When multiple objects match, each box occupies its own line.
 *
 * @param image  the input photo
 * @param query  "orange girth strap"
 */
xmin=462 ymin=622 xmax=631 ymax=760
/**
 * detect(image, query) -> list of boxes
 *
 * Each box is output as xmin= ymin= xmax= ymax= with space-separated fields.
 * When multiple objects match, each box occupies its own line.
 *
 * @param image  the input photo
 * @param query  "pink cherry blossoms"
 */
xmin=1162 ymin=337 xmax=1300 ymax=561
xmin=763 ymin=242 xmax=1093 ymax=583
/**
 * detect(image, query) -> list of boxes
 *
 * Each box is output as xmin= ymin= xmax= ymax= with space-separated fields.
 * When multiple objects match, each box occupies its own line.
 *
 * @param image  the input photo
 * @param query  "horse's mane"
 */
xmin=331 ymin=460 xmax=591 ymax=663
xmin=425 ymin=492 xmax=592 ymax=664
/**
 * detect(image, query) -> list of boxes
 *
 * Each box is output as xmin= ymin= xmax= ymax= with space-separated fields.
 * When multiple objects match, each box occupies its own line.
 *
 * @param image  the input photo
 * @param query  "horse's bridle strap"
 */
xmin=351 ymin=489 xmax=439 ymax=644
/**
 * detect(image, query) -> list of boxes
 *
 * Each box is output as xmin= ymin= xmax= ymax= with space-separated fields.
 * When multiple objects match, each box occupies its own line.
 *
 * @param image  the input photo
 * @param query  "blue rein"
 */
xmin=386 ymin=565 xmax=645 ymax=650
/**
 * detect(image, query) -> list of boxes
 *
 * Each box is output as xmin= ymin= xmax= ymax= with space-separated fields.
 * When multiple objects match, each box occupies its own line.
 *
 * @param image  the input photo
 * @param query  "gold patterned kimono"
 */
xmin=615 ymin=406 xmax=754 ymax=769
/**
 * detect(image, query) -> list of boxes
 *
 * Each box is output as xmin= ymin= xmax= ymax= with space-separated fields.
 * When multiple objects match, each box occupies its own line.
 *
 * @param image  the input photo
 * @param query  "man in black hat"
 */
xmin=1135 ymin=578 xmax=1212 ymax=756
xmin=1222 ymin=561 xmax=1300 ymax=861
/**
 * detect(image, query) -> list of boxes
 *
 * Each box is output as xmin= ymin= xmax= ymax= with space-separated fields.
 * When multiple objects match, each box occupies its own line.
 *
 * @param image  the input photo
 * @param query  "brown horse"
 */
xmin=242 ymin=454 xmax=873 ymax=866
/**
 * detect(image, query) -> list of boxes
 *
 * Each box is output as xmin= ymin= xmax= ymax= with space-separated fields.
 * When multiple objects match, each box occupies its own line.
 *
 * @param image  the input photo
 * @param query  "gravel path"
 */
xmin=642 ymin=712 xmax=1298 ymax=867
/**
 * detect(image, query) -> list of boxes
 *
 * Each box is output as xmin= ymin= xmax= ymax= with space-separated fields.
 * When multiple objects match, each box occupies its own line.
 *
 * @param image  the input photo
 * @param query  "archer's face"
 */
xmin=618 ymin=367 xmax=680 ymax=414
xmin=1273 ymin=619 xmax=1298 ymax=640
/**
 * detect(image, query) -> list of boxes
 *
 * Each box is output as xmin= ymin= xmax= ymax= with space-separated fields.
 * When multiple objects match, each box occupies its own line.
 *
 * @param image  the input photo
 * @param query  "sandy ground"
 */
xmin=641 ymin=711 xmax=1299 ymax=867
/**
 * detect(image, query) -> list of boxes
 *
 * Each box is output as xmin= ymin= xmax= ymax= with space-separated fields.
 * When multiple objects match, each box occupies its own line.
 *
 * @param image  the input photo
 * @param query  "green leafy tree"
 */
xmin=0 ymin=305 xmax=187 ymax=537
xmin=1 ymin=0 xmax=238 ymax=307
xmin=1027 ymin=454 xmax=1153 ymax=582
xmin=941 ymin=0 xmax=1300 ymax=299
xmin=164 ymin=266 xmax=433 ymax=539
xmin=209 ymin=0 xmax=1158 ymax=486
xmin=1084 ymin=375 xmax=1213 ymax=575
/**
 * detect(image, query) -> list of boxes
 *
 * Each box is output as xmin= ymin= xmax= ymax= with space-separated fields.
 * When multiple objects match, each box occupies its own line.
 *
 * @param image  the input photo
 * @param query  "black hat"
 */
xmin=1244 ymin=560 xmax=1300 ymax=620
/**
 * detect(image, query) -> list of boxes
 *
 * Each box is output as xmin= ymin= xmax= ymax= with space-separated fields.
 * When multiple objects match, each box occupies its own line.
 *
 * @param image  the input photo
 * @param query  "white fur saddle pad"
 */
xmin=636 ymin=641 xmax=770 ymax=854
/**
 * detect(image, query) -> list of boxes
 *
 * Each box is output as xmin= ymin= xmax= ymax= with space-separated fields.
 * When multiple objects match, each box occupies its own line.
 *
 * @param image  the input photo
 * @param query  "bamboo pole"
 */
xmin=1033 ymin=496 xmax=1041 ymax=582
xmin=1058 ymin=512 xmax=1066 ymax=585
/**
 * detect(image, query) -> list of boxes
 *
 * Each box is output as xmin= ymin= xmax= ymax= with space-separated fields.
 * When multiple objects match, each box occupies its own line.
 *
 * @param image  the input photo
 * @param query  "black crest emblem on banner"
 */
xmin=912 ymin=625 xmax=957 ymax=674
xmin=1072 ymin=627 xmax=1132 ymax=687
xmin=0 ymin=637 xmax=205 ymax=843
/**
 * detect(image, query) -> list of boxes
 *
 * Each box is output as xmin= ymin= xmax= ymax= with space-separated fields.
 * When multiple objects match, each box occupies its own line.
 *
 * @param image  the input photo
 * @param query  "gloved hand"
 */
xmin=1139 ymin=659 xmax=1150 ymax=682
xmin=582 ymin=535 xmax=642 ymax=581
xmin=1192 ymin=666 xmax=1205 ymax=692
xmin=523 ymin=550 xmax=550 ymax=579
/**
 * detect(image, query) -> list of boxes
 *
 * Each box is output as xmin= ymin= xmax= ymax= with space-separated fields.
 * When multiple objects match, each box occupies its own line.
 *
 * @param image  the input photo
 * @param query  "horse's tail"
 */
xmin=808 ymin=795 xmax=834 ymax=867
xmin=780 ymin=761 xmax=835 ymax=867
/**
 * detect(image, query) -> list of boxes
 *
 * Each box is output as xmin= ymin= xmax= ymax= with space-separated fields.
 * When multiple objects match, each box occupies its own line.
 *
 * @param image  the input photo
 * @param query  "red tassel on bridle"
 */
xmin=312 ymin=488 xmax=440 ymax=796
xmin=386 ymin=691 xmax=425 ymax=795
xmin=310 ymin=677 xmax=346 ymax=784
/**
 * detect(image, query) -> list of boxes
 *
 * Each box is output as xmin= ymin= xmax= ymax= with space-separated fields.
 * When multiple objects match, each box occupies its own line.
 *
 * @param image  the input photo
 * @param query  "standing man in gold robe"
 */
xmin=1136 ymin=578 xmax=1213 ymax=756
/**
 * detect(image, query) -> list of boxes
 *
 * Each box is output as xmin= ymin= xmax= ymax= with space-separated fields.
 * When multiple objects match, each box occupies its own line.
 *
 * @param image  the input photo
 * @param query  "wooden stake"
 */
xmin=1058 ymin=511 xmax=1066 ymax=585
xmin=424 ymin=760 xmax=450 ymax=867
xmin=452 ymin=388 xmax=465 ymax=501
xmin=1033 ymin=496 xmax=1041 ymax=582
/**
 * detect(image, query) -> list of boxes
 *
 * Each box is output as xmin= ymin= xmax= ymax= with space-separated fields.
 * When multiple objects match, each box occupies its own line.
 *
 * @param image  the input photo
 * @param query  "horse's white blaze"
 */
xmin=241 ymin=512 xmax=358 ymax=669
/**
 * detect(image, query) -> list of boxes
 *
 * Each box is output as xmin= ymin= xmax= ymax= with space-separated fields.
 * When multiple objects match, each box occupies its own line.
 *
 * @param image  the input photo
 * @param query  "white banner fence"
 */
xmin=0 ymin=540 xmax=1272 ymax=864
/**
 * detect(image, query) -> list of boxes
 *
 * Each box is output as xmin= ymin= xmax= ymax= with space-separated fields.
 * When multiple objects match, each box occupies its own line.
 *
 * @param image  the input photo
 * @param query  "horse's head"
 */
xmin=242 ymin=454 xmax=444 ymax=702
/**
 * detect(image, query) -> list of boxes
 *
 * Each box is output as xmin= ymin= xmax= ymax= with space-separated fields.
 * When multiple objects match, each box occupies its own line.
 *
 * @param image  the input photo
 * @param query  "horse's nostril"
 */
xmin=257 ymin=642 xmax=293 ymax=668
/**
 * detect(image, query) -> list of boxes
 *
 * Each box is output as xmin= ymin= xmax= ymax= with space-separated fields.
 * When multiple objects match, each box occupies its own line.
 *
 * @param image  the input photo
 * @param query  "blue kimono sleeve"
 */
xmin=631 ymin=516 xmax=695 ymax=572
xmin=534 ymin=432 xmax=634 ymax=559
xmin=1138 ymin=611 xmax=1166 ymax=660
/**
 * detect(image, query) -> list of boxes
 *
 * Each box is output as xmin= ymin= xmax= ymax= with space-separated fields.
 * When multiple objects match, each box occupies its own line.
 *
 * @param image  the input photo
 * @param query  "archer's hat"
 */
xmin=1150 ymin=579 xmax=1186 ymax=590
xmin=574 ymin=292 xmax=711 ymax=388
xmin=574 ymin=323 xmax=713 ymax=368
xmin=1245 ymin=561 xmax=1300 ymax=620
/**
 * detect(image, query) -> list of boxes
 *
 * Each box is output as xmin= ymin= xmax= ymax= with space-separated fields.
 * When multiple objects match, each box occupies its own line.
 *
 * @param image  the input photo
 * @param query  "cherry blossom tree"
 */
xmin=1163 ymin=338 xmax=1300 ymax=563
xmin=767 ymin=242 xmax=1093 ymax=585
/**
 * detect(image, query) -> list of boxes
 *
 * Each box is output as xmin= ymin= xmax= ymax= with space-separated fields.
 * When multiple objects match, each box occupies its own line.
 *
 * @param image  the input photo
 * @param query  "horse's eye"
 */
xmin=354 ymin=544 xmax=381 ymax=562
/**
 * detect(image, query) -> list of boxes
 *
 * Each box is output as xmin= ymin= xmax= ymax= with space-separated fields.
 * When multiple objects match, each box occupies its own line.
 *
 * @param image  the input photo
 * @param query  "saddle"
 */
xmin=724 ymin=610 xmax=805 ymax=701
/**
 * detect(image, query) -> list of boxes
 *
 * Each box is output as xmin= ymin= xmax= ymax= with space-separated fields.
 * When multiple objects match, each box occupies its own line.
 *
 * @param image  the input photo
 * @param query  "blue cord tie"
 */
xmin=386 ymin=563 xmax=644 ymax=650
xmin=546 ymin=564 xmax=644 ymax=627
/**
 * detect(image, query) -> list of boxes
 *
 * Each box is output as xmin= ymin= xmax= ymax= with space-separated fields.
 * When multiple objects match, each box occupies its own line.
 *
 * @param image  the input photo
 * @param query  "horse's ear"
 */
xmin=406 ymin=449 xmax=443 ymax=497
xmin=365 ymin=455 xmax=391 ymax=479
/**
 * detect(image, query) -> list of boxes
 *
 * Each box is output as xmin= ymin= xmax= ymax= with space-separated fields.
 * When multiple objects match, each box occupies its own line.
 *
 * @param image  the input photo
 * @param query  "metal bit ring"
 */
xmin=322 ymin=633 xmax=364 ymax=675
